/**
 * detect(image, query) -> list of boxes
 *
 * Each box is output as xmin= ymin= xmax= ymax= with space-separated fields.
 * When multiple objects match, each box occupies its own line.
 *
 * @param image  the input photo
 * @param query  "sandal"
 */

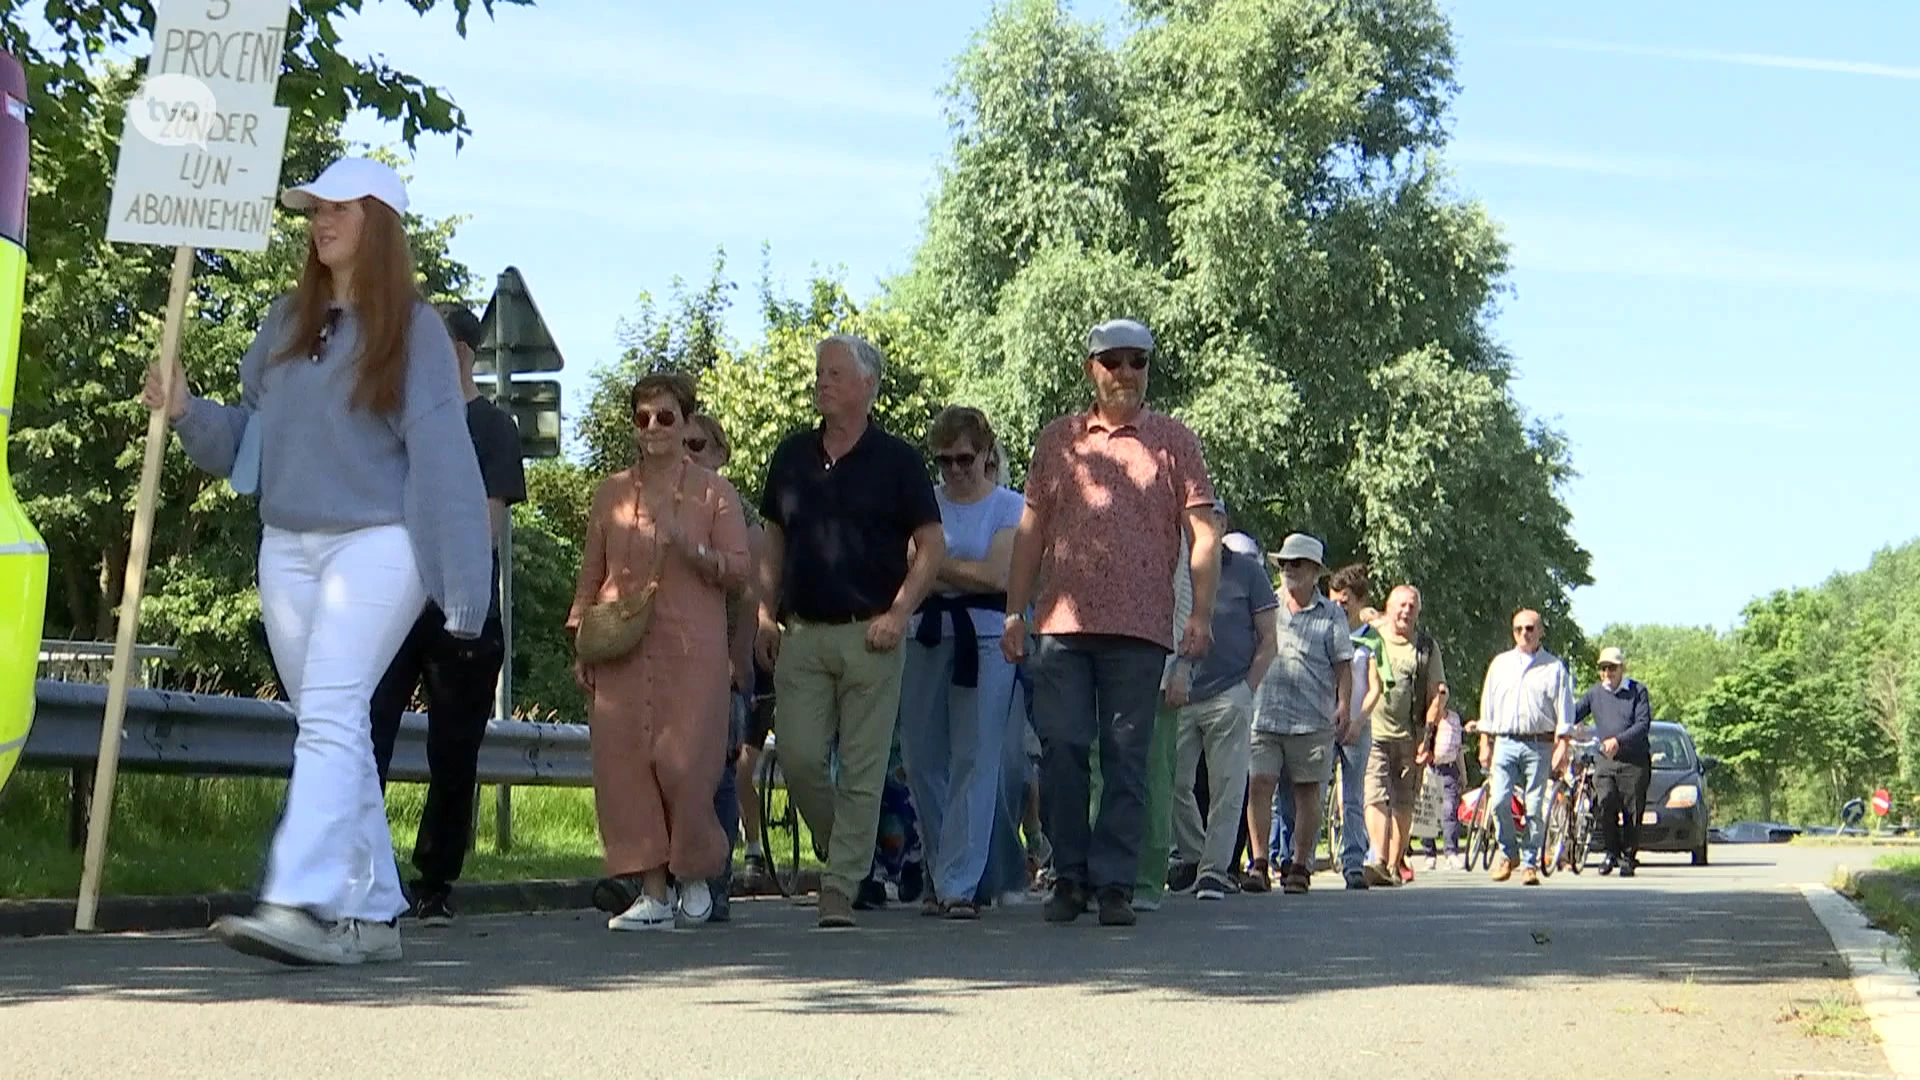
xmin=1241 ymin=858 xmax=1272 ymax=894
xmin=921 ymin=896 xmax=946 ymax=917
xmin=944 ymin=901 xmax=979 ymax=920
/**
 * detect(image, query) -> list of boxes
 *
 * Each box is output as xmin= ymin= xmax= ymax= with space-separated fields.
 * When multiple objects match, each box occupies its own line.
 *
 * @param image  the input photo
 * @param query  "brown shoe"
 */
xmin=1241 ymin=858 xmax=1271 ymax=894
xmin=1521 ymin=866 xmax=1541 ymax=886
xmin=1362 ymin=860 xmax=1395 ymax=888
xmin=818 ymin=888 xmax=856 ymax=928
xmin=1281 ymin=865 xmax=1310 ymax=895
xmin=1490 ymin=857 xmax=1515 ymax=883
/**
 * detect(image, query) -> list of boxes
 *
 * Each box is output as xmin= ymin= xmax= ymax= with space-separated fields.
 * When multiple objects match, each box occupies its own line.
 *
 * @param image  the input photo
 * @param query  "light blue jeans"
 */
xmin=898 ymin=633 xmax=1018 ymax=903
xmin=1491 ymin=736 xmax=1551 ymax=868
xmin=1271 ymin=728 xmax=1371 ymax=873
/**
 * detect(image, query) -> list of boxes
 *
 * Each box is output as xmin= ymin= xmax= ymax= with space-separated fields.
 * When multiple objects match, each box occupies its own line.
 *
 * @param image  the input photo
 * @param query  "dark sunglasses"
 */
xmin=1598 ymin=662 xmax=1620 ymax=671
xmin=684 ymin=436 xmax=708 ymax=454
xmin=933 ymin=451 xmax=978 ymax=470
xmin=1093 ymin=352 xmax=1149 ymax=372
xmin=1513 ymin=624 xmax=1541 ymax=634
xmin=634 ymin=407 xmax=679 ymax=429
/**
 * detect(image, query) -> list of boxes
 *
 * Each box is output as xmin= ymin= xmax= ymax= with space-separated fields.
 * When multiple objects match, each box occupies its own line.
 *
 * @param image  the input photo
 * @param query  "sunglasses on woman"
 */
xmin=684 ymin=436 xmax=708 ymax=453
xmin=634 ymin=407 xmax=679 ymax=428
xmin=933 ymin=451 xmax=977 ymax=470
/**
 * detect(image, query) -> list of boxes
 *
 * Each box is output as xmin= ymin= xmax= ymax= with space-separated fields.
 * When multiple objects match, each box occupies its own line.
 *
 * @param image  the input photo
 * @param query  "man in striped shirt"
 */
xmin=1475 ymin=609 xmax=1576 ymax=885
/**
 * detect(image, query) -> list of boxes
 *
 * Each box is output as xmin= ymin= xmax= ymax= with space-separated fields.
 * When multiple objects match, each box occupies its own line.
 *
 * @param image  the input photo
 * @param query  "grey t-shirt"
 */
xmin=174 ymin=296 xmax=495 ymax=635
xmin=1190 ymin=550 xmax=1280 ymax=702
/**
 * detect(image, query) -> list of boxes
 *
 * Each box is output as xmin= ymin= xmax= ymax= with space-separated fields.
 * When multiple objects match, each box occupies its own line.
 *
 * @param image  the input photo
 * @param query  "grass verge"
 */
xmin=1834 ymin=852 xmax=1920 ymax=970
xmin=0 ymin=769 xmax=604 ymax=899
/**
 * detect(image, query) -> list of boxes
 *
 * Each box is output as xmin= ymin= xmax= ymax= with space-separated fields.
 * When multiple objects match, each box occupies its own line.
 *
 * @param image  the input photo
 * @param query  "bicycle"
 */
xmin=1318 ymin=748 xmax=1345 ymax=872
xmin=753 ymin=732 xmax=805 ymax=897
xmin=1541 ymin=740 xmax=1598 ymax=875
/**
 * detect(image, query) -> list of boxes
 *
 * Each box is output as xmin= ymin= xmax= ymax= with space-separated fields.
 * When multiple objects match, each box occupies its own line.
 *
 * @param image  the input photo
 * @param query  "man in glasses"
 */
xmin=1575 ymin=646 xmax=1653 ymax=876
xmin=367 ymin=303 xmax=526 ymax=925
xmin=1005 ymin=317 xmax=1220 ymax=927
xmin=1476 ymin=609 xmax=1576 ymax=885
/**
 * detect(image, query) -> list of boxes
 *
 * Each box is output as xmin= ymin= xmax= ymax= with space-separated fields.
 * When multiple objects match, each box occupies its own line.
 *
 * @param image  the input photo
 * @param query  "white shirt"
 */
xmin=1479 ymin=647 xmax=1575 ymax=737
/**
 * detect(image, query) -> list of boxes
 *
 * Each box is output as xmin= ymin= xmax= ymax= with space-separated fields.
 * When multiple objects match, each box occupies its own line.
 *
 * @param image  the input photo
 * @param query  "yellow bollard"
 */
xmin=0 ymin=49 xmax=48 ymax=796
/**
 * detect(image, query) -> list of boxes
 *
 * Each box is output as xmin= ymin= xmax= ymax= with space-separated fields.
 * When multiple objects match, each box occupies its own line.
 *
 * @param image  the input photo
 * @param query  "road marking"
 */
xmin=1802 ymin=882 xmax=1920 ymax=1080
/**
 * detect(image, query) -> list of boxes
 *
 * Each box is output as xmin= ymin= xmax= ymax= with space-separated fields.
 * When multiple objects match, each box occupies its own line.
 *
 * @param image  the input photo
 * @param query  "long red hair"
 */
xmin=272 ymin=197 xmax=421 ymax=417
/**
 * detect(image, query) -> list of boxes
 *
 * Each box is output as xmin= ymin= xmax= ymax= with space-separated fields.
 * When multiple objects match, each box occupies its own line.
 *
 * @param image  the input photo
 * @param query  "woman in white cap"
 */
xmin=144 ymin=156 xmax=493 ymax=966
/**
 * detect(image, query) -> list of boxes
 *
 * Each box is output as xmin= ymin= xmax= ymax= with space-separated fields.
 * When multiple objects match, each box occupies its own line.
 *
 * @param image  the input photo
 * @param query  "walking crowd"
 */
xmin=142 ymin=158 xmax=1656 ymax=966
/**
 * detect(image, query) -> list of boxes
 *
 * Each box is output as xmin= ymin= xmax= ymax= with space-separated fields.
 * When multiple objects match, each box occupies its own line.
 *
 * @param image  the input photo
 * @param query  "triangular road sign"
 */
xmin=473 ymin=266 xmax=564 ymax=375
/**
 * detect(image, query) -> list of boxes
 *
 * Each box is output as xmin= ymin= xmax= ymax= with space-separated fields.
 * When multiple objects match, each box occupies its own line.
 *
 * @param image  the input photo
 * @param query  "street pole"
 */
xmin=491 ymin=269 xmax=515 ymax=854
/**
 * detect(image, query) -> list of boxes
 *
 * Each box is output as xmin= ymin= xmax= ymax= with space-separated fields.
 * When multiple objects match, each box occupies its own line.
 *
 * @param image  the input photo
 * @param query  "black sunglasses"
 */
xmin=634 ymin=407 xmax=679 ymax=428
xmin=1093 ymin=352 xmax=1149 ymax=372
xmin=933 ymin=451 xmax=978 ymax=470
xmin=684 ymin=436 xmax=708 ymax=454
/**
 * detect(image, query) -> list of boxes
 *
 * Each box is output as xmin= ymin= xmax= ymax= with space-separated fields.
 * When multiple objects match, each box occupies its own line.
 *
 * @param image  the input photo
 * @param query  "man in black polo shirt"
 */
xmin=756 ymin=333 xmax=945 ymax=928
xmin=1574 ymin=646 xmax=1654 ymax=876
xmin=368 ymin=303 xmax=526 ymax=924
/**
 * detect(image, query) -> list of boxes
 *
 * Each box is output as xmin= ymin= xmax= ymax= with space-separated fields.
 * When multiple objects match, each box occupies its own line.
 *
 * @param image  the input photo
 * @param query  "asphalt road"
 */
xmin=0 ymin=845 xmax=1895 ymax=1080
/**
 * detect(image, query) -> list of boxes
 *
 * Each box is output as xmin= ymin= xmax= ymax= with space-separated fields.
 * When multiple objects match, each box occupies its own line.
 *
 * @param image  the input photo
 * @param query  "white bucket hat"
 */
xmin=281 ymin=157 xmax=409 ymax=216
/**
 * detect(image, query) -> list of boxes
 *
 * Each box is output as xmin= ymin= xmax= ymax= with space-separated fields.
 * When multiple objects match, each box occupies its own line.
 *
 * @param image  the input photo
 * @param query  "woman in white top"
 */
xmin=896 ymin=407 xmax=1025 ymax=918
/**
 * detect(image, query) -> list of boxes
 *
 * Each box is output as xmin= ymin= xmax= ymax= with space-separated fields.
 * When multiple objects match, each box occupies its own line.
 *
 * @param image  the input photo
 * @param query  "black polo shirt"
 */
xmin=759 ymin=420 xmax=942 ymax=623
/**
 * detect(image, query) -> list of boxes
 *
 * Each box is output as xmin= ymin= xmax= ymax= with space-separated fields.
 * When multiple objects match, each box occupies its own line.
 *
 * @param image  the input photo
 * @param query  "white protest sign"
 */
xmin=105 ymin=0 xmax=294 ymax=252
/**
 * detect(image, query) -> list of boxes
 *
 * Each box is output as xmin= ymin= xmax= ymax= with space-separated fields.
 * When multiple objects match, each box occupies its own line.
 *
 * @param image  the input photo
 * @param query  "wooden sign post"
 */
xmin=75 ymin=0 xmax=293 ymax=931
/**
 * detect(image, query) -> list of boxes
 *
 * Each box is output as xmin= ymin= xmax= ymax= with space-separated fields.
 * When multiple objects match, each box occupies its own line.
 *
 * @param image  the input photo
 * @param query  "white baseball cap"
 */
xmin=281 ymin=157 xmax=409 ymax=216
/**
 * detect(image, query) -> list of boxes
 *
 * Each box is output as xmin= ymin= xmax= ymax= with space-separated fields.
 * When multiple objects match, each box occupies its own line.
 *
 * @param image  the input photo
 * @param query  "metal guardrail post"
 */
xmin=496 ymin=785 xmax=513 ymax=853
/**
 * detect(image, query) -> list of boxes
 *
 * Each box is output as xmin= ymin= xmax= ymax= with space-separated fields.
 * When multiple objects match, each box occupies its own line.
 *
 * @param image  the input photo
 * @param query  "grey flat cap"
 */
xmin=1087 ymin=318 xmax=1154 ymax=355
xmin=1275 ymin=533 xmax=1327 ymax=567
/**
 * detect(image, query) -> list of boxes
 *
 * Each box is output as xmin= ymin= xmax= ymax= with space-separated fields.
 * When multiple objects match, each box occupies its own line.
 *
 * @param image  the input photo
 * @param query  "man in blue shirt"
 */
xmin=1574 ymin=646 xmax=1654 ymax=876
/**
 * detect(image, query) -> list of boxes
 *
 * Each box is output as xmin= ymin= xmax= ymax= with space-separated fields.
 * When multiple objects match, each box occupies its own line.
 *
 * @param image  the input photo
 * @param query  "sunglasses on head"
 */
xmin=933 ymin=451 xmax=978 ymax=470
xmin=1093 ymin=352 xmax=1150 ymax=372
xmin=684 ymin=436 xmax=708 ymax=454
xmin=634 ymin=407 xmax=679 ymax=429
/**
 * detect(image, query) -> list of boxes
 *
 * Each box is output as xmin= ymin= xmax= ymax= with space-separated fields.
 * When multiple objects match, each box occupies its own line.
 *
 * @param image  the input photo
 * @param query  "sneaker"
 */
xmin=677 ymin=880 xmax=714 ymax=925
xmin=1096 ymin=888 xmax=1137 ymax=927
xmin=1490 ymin=857 xmax=1515 ymax=883
xmin=609 ymin=892 xmax=674 ymax=932
xmin=853 ymin=878 xmax=889 ymax=911
xmin=1241 ymin=858 xmax=1272 ymax=894
xmin=944 ymin=900 xmax=980 ymax=920
xmin=211 ymin=904 xmax=356 ymax=966
xmin=1194 ymin=873 xmax=1231 ymax=901
xmin=1521 ymin=866 xmax=1542 ymax=886
xmin=1424 ymin=854 xmax=1438 ymax=872
xmin=1043 ymin=881 xmax=1085 ymax=924
xmin=817 ymin=887 xmax=856 ymax=928
xmin=1167 ymin=860 xmax=1200 ymax=894
xmin=922 ymin=895 xmax=946 ymax=917
xmin=740 ymin=854 xmax=774 ymax=894
xmin=411 ymin=883 xmax=454 ymax=927
xmin=1362 ymin=860 xmax=1395 ymax=888
xmin=1599 ymin=856 xmax=1618 ymax=876
xmin=1130 ymin=894 xmax=1162 ymax=913
xmin=1344 ymin=869 xmax=1369 ymax=890
xmin=347 ymin=918 xmax=403 ymax=963
xmin=592 ymin=874 xmax=644 ymax=915
xmin=1619 ymin=859 xmax=1637 ymax=879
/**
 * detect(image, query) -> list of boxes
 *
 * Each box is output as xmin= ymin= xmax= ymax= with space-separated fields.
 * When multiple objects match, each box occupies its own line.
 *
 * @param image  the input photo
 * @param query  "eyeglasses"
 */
xmin=634 ymin=407 xmax=679 ymax=429
xmin=1598 ymin=663 xmax=1620 ymax=672
xmin=933 ymin=451 xmax=977 ymax=470
xmin=1513 ymin=624 xmax=1541 ymax=635
xmin=1093 ymin=352 xmax=1149 ymax=372
xmin=684 ymin=437 xmax=708 ymax=454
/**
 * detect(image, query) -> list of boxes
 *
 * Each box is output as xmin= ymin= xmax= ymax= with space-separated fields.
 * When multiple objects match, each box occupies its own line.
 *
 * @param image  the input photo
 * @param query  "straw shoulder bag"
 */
xmin=574 ymin=463 xmax=688 ymax=665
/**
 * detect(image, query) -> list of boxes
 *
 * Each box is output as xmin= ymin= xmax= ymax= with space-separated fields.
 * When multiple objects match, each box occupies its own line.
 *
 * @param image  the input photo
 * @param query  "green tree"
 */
xmin=893 ymin=0 xmax=1591 ymax=699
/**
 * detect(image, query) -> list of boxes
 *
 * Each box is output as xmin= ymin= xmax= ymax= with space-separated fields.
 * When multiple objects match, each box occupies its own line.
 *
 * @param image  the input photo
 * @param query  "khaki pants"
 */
xmin=773 ymin=620 xmax=907 ymax=898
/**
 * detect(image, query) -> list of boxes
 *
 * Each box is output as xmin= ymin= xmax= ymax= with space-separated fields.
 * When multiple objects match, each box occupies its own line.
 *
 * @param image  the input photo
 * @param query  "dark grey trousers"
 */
xmin=1030 ymin=633 xmax=1170 ymax=894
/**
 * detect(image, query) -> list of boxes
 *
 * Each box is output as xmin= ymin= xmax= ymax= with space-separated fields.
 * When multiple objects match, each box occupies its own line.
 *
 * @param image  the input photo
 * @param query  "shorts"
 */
xmin=1250 ymin=730 xmax=1333 ymax=784
xmin=1366 ymin=736 xmax=1421 ymax=811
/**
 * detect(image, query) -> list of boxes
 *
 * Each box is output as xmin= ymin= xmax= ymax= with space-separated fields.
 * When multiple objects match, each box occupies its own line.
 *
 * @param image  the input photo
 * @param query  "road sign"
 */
xmin=1873 ymin=788 xmax=1892 ymax=817
xmin=104 ymin=0 xmax=293 ymax=252
xmin=474 ymin=266 xmax=564 ymax=376
xmin=481 ymin=377 xmax=563 ymax=460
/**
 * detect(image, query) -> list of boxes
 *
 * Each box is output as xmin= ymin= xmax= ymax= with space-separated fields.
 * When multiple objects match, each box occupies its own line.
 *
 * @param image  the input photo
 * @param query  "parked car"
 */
xmin=1637 ymin=721 xmax=1717 ymax=865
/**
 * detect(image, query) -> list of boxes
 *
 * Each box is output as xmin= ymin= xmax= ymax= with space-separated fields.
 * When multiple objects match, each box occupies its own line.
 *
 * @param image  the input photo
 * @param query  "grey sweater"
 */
xmin=174 ymin=296 xmax=495 ymax=637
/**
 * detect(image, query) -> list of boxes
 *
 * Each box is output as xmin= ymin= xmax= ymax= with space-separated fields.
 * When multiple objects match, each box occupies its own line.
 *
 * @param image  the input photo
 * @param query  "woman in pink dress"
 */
xmin=569 ymin=372 xmax=750 ymax=931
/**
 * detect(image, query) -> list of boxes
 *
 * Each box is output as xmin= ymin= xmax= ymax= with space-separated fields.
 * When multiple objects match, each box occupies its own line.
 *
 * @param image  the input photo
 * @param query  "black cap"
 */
xmin=438 ymin=303 xmax=483 ymax=351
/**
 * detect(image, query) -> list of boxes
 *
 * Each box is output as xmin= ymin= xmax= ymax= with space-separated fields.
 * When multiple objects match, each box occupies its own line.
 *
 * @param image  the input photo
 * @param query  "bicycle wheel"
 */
xmin=1320 ymin=756 xmax=1343 ymax=872
xmin=1539 ymin=787 xmax=1567 ymax=878
xmin=1569 ymin=782 xmax=1596 ymax=874
xmin=757 ymin=743 xmax=803 ymax=898
xmin=1467 ymin=783 xmax=1495 ymax=871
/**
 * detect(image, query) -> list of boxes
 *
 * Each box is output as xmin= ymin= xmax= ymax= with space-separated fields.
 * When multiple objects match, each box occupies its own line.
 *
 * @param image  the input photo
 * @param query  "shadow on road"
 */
xmin=0 ymin=869 xmax=1855 ymax=1013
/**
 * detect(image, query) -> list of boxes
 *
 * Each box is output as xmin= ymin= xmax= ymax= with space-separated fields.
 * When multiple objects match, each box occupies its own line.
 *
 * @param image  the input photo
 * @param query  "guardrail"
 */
xmin=19 ymin=680 xmax=592 ymax=848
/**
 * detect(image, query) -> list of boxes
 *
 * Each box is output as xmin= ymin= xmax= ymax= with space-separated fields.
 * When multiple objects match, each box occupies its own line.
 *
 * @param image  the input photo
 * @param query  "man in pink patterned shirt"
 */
xmin=1003 ymin=318 xmax=1220 ymax=927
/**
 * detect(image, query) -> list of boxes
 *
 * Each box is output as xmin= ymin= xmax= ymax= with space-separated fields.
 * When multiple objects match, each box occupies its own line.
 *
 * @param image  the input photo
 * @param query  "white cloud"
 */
xmin=1500 ymin=212 xmax=1920 ymax=296
xmin=1515 ymin=37 xmax=1920 ymax=81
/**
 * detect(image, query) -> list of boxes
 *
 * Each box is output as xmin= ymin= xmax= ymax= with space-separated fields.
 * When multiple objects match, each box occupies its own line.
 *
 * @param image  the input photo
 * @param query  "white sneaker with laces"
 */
xmin=608 ymin=893 xmax=674 ymax=932
xmin=211 ymin=903 xmax=356 ymax=966
xmin=677 ymin=880 xmax=713 ymax=925
xmin=347 ymin=918 xmax=403 ymax=963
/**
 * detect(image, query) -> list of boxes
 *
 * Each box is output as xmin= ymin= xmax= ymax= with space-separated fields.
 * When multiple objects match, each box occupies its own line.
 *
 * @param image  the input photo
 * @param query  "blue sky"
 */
xmin=328 ymin=0 xmax=1920 ymax=635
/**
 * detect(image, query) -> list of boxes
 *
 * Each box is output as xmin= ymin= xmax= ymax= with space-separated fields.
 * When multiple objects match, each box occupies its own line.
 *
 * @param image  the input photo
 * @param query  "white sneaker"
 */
xmin=346 ymin=918 xmax=403 ymax=963
xmin=677 ymin=880 xmax=713 ymax=925
xmin=1424 ymin=855 xmax=1438 ymax=872
xmin=211 ymin=903 xmax=356 ymax=966
xmin=1131 ymin=895 xmax=1163 ymax=913
xmin=608 ymin=893 xmax=673 ymax=932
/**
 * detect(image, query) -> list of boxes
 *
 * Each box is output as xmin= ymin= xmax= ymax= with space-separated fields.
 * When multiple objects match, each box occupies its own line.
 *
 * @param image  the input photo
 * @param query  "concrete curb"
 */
xmin=0 ymin=871 xmax=823 ymax=939
xmin=1800 ymin=882 xmax=1920 ymax=1080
